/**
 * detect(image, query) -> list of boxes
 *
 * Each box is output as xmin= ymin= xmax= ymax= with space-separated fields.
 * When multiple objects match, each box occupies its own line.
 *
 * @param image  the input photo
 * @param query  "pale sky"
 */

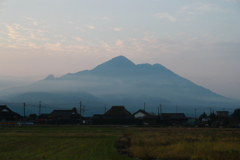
xmin=0 ymin=0 xmax=240 ymax=100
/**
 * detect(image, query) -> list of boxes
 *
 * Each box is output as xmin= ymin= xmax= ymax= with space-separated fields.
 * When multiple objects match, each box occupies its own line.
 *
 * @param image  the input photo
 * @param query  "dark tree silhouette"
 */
xmin=232 ymin=109 xmax=240 ymax=120
xmin=199 ymin=111 xmax=208 ymax=121
xmin=72 ymin=107 xmax=77 ymax=113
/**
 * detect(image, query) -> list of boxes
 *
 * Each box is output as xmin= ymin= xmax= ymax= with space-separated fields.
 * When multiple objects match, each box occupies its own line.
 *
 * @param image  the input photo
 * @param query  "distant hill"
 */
xmin=0 ymin=55 xmax=239 ymax=116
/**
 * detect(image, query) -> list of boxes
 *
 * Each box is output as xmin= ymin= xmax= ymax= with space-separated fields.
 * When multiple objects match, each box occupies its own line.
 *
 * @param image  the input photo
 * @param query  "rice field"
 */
xmin=129 ymin=127 xmax=240 ymax=160
xmin=1 ymin=126 xmax=240 ymax=160
xmin=0 ymin=126 xmax=133 ymax=160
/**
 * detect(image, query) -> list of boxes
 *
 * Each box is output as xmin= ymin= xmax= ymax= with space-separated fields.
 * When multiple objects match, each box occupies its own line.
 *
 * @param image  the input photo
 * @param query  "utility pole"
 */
xmin=82 ymin=105 xmax=85 ymax=116
xmin=39 ymin=101 xmax=41 ymax=116
xmin=23 ymin=103 xmax=26 ymax=125
xmin=159 ymin=104 xmax=162 ymax=116
xmin=79 ymin=101 xmax=82 ymax=116
xmin=194 ymin=109 xmax=196 ymax=118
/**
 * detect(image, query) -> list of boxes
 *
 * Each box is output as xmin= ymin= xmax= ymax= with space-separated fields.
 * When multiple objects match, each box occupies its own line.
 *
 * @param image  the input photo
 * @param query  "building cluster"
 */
xmin=0 ymin=105 xmax=239 ymax=127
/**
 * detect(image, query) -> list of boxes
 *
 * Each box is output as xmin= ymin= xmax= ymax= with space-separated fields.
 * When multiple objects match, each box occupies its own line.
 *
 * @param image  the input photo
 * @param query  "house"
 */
xmin=49 ymin=109 xmax=81 ymax=120
xmin=0 ymin=105 xmax=21 ymax=122
xmin=133 ymin=109 xmax=150 ymax=118
xmin=216 ymin=111 xmax=229 ymax=117
xmin=103 ymin=106 xmax=133 ymax=119
xmin=37 ymin=114 xmax=50 ymax=124
xmin=92 ymin=106 xmax=135 ymax=125
xmin=160 ymin=113 xmax=187 ymax=124
xmin=143 ymin=115 xmax=158 ymax=125
xmin=46 ymin=109 xmax=82 ymax=124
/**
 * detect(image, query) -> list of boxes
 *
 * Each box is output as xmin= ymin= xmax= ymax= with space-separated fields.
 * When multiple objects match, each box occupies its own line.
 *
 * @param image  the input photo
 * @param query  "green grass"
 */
xmin=0 ymin=126 xmax=133 ymax=160
xmin=1 ymin=126 xmax=240 ymax=160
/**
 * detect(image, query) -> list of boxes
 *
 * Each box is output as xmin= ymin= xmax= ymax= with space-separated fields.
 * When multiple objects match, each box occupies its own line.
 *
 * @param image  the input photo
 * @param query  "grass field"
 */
xmin=1 ymin=126 xmax=240 ymax=160
xmin=130 ymin=127 xmax=240 ymax=160
xmin=0 ymin=126 xmax=133 ymax=160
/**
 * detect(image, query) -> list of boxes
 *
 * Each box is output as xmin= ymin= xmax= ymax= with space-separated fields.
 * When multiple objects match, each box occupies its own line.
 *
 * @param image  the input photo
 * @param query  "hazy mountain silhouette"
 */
xmin=0 ymin=55 xmax=239 ymax=115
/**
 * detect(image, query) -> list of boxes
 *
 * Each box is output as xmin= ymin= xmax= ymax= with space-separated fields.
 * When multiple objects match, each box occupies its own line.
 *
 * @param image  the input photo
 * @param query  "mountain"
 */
xmin=0 ymin=55 xmax=239 ymax=116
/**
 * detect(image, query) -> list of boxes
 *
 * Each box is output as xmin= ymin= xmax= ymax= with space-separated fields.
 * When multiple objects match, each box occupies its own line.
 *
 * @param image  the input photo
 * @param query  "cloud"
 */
xmin=72 ymin=36 xmax=83 ymax=42
xmin=55 ymin=35 xmax=65 ymax=38
xmin=196 ymin=3 xmax=229 ymax=13
xmin=114 ymin=27 xmax=123 ymax=31
xmin=2 ymin=23 xmax=48 ymax=42
xmin=75 ymin=27 xmax=85 ymax=32
xmin=5 ymin=44 xmax=18 ymax=48
xmin=179 ymin=6 xmax=189 ymax=13
xmin=44 ymin=43 xmax=63 ymax=51
xmin=4 ymin=24 xmax=27 ymax=41
xmin=28 ymin=42 xmax=40 ymax=49
xmin=86 ymin=25 xmax=95 ymax=29
xmin=115 ymin=39 xmax=123 ymax=46
xmin=33 ymin=22 xmax=39 ymax=25
xmin=198 ymin=4 xmax=213 ymax=11
xmin=25 ymin=17 xmax=39 ymax=25
xmin=26 ymin=17 xmax=34 ymax=21
xmin=153 ymin=13 xmax=176 ymax=22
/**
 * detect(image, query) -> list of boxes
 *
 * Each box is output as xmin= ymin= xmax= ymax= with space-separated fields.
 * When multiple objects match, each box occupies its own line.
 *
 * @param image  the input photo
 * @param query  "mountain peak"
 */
xmin=93 ymin=55 xmax=135 ymax=70
xmin=45 ymin=74 xmax=55 ymax=80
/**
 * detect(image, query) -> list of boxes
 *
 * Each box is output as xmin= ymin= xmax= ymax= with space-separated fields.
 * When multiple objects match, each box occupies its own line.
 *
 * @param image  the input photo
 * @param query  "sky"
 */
xmin=0 ymin=0 xmax=240 ymax=100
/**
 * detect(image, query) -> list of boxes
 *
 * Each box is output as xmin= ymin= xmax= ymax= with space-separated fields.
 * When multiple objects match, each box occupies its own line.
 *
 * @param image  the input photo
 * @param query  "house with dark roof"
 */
xmin=92 ymin=106 xmax=138 ymax=125
xmin=103 ymin=106 xmax=133 ymax=119
xmin=133 ymin=109 xmax=150 ymax=118
xmin=216 ymin=111 xmax=229 ymax=117
xmin=143 ymin=115 xmax=159 ymax=125
xmin=160 ymin=113 xmax=187 ymax=124
xmin=49 ymin=109 xmax=80 ymax=120
xmin=0 ymin=105 xmax=21 ymax=122
xmin=37 ymin=114 xmax=50 ymax=124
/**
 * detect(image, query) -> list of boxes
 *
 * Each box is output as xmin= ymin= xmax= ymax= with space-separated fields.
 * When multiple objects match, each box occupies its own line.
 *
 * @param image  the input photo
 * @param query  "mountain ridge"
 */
xmin=0 ymin=55 xmax=239 ymax=115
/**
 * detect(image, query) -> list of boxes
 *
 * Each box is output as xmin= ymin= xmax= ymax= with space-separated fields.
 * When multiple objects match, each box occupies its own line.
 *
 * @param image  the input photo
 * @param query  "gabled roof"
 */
xmin=161 ymin=113 xmax=186 ymax=120
xmin=50 ymin=110 xmax=76 ymax=116
xmin=0 ymin=105 xmax=13 ymax=113
xmin=0 ymin=105 xmax=21 ymax=120
xmin=103 ymin=106 xmax=132 ymax=117
xmin=133 ymin=109 xmax=150 ymax=116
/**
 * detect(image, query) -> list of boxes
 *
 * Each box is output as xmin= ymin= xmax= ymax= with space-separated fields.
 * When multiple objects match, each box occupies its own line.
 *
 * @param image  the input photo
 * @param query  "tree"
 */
xmin=209 ymin=112 xmax=217 ymax=121
xmin=199 ymin=112 xmax=208 ymax=121
xmin=72 ymin=107 xmax=77 ymax=113
xmin=232 ymin=109 xmax=240 ymax=120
